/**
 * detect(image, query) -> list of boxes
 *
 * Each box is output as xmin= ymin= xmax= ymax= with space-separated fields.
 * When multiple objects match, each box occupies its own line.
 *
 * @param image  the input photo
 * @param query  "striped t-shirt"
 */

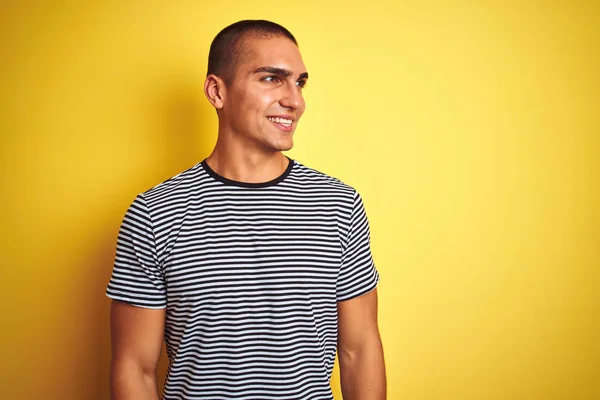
xmin=106 ymin=157 xmax=379 ymax=400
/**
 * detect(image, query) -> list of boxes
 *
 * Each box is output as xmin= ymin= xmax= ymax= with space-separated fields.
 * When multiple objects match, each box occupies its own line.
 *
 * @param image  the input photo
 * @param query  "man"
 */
xmin=107 ymin=19 xmax=386 ymax=399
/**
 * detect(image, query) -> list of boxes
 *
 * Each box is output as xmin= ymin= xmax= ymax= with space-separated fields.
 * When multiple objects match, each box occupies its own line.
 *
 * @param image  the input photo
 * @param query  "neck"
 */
xmin=205 ymin=135 xmax=289 ymax=184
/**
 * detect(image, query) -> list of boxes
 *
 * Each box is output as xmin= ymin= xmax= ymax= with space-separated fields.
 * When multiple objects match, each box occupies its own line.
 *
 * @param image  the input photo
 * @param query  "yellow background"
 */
xmin=1 ymin=1 xmax=598 ymax=399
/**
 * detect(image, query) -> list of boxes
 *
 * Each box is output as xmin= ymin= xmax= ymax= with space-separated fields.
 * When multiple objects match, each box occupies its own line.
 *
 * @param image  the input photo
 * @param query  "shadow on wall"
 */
xmin=84 ymin=79 xmax=215 ymax=399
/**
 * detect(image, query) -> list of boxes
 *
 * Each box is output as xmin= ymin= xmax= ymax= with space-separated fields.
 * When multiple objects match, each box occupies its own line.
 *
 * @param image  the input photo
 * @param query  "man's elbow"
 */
xmin=110 ymin=356 xmax=159 ymax=399
xmin=338 ymin=332 xmax=384 ymax=365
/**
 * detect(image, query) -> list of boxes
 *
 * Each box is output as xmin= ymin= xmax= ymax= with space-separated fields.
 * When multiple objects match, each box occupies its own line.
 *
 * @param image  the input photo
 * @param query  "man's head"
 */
xmin=207 ymin=20 xmax=298 ymax=85
xmin=204 ymin=20 xmax=308 ymax=153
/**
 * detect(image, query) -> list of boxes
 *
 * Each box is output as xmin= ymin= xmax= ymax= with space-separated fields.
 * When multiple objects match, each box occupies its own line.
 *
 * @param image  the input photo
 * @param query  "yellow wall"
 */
xmin=1 ymin=1 xmax=598 ymax=399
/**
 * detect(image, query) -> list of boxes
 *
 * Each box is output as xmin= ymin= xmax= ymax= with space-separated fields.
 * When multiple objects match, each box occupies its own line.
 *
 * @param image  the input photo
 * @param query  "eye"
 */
xmin=262 ymin=75 xmax=281 ymax=84
xmin=296 ymin=79 xmax=307 ymax=89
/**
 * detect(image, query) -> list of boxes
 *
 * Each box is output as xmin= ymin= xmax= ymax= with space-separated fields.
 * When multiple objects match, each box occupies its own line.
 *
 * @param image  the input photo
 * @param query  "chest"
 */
xmin=159 ymin=204 xmax=345 ymax=296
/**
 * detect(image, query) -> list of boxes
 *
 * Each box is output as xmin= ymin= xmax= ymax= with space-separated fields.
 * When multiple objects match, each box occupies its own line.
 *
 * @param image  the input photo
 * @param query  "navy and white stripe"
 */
xmin=106 ymin=158 xmax=379 ymax=400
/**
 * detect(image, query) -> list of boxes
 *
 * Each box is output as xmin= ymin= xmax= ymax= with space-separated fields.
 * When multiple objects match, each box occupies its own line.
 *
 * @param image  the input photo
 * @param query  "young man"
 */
xmin=107 ymin=20 xmax=386 ymax=400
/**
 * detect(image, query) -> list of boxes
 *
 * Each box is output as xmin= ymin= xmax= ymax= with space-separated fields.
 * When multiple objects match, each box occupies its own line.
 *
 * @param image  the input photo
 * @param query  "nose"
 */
xmin=279 ymin=82 xmax=304 ymax=111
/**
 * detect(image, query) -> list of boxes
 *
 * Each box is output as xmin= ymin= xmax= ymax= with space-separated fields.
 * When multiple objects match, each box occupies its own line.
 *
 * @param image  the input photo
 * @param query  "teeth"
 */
xmin=268 ymin=117 xmax=293 ymax=126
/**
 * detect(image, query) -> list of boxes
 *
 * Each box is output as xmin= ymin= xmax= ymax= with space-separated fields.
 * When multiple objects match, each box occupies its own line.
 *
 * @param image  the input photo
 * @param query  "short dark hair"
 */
xmin=207 ymin=20 xmax=298 ymax=84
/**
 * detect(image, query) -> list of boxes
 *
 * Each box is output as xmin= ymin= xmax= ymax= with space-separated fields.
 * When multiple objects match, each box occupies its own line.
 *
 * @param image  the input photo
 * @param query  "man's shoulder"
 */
xmin=290 ymin=159 xmax=357 ymax=195
xmin=140 ymin=161 xmax=206 ymax=205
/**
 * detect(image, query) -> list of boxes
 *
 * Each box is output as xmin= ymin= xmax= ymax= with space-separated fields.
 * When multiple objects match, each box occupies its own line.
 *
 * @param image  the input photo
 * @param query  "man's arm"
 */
xmin=110 ymin=300 xmax=166 ymax=400
xmin=337 ymin=288 xmax=386 ymax=400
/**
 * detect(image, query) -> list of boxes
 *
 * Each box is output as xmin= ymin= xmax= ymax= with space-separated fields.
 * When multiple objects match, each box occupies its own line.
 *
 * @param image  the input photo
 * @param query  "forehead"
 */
xmin=238 ymin=36 xmax=306 ymax=74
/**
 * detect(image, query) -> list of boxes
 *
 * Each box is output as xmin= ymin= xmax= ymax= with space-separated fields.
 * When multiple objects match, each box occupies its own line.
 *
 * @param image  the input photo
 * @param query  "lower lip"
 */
xmin=268 ymin=119 xmax=294 ymax=133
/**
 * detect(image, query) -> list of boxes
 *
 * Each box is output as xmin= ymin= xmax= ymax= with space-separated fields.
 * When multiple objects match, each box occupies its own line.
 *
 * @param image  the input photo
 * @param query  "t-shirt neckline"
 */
xmin=201 ymin=157 xmax=294 ymax=188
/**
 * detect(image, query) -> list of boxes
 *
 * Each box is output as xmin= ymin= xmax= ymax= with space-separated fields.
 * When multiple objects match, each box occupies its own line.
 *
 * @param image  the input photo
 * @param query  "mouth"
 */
xmin=267 ymin=116 xmax=295 ymax=131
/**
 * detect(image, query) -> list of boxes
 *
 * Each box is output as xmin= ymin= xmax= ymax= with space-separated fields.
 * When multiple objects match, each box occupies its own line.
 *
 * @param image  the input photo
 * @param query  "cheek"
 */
xmin=240 ymin=89 xmax=274 ymax=117
xmin=257 ymin=91 xmax=278 ymax=109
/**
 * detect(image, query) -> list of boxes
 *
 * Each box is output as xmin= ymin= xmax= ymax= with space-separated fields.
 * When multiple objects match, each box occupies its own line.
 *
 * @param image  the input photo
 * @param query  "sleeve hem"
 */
xmin=106 ymin=293 xmax=167 ymax=310
xmin=336 ymin=275 xmax=380 ymax=302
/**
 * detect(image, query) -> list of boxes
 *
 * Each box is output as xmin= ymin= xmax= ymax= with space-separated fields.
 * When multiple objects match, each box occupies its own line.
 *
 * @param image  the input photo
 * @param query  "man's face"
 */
xmin=220 ymin=36 xmax=308 ymax=152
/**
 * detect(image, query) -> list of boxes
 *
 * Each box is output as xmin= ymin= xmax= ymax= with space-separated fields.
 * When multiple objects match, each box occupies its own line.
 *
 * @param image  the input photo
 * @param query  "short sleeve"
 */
xmin=336 ymin=190 xmax=380 ymax=302
xmin=106 ymin=194 xmax=167 ymax=309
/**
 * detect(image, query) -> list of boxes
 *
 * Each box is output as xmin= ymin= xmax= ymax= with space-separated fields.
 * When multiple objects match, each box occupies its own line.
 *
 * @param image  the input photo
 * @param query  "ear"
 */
xmin=204 ymin=74 xmax=225 ymax=109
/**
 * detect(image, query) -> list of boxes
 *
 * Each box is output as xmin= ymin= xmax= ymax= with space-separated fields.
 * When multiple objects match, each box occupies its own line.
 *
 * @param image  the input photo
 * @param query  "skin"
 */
xmin=338 ymin=289 xmax=387 ymax=399
xmin=203 ymin=35 xmax=308 ymax=183
xmin=110 ymin=301 xmax=164 ymax=400
xmin=110 ymin=34 xmax=386 ymax=400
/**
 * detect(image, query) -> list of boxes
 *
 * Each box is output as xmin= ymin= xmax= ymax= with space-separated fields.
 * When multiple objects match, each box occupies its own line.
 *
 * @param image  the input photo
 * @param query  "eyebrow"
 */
xmin=253 ymin=66 xmax=309 ymax=80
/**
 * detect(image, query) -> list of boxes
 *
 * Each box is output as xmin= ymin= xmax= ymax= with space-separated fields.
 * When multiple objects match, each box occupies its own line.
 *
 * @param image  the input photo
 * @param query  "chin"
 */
xmin=263 ymin=136 xmax=294 ymax=152
xmin=279 ymin=139 xmax=294 ymax=152
xmin=279 ymin=140 xmax=294 ymax=151
xmin=267 ymin=144 xmax=293 ymax=153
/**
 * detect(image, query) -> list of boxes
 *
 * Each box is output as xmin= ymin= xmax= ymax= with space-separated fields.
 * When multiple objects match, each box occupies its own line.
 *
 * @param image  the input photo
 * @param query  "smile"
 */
xmin=267 ymin=117 xmax=293 ymax=127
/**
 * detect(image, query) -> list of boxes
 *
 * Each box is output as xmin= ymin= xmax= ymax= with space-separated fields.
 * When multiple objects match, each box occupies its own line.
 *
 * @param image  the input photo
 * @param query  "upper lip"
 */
xmin=267 ymin=115 xmax=296 ymax=121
